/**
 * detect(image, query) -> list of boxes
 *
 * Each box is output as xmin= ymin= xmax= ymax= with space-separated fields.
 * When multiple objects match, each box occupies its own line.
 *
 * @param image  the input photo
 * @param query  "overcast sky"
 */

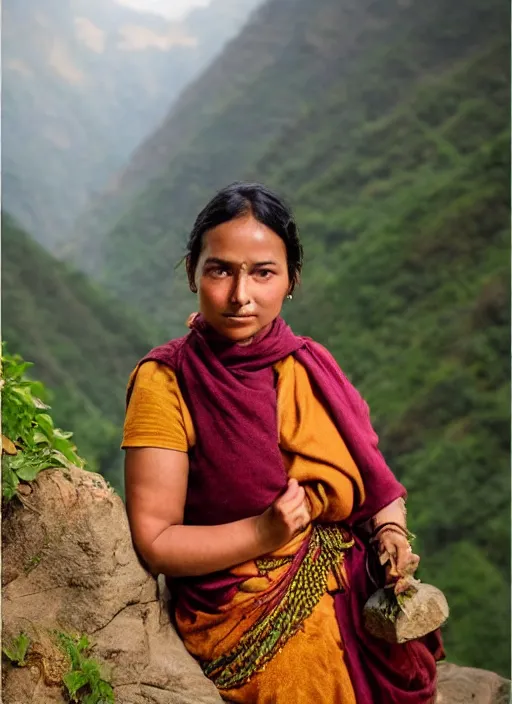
xmin=115 ymin=0 xmax=211 ymax=20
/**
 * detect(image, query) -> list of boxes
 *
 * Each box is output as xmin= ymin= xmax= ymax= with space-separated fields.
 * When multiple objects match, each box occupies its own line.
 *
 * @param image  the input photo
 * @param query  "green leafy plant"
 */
xmin=2 ymin=632 xmax=31 ymax=666
xmin=56 ymin=632 xmax=114 ymax=704
xmin=1 ymin=346 xmax=85 ymax=501
xmin=377 ymin=587 xmax=417 ymax=624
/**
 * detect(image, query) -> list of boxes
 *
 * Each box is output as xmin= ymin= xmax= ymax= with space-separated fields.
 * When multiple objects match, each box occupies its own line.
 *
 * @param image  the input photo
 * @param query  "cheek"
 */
xmin=198 ymin=280 xmax=228 ymax=308
xmin=257 ymin=280 xmax=289 ymax=308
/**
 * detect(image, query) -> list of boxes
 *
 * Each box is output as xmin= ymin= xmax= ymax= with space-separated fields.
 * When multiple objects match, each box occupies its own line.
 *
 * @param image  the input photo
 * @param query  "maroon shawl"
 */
xmin=131 ymin=315 xmax=442 ymax=703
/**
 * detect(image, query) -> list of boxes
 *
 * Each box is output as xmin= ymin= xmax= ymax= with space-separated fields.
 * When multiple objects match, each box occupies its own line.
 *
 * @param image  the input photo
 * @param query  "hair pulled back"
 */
xmin=186 ymin=182 xmax=303 ymax=293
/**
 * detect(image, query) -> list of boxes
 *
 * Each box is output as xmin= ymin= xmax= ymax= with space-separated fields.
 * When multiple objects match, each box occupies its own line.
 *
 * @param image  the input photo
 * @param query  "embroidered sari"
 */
xmin=126 ymin=316 xmax=443 ymax=702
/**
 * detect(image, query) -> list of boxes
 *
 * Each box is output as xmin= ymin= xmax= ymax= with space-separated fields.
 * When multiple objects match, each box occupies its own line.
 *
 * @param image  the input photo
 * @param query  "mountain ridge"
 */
xmin=2 ymin=0 xmax=262 ymax=250
xmin=72 ymin=0 xmax=506 ymax=332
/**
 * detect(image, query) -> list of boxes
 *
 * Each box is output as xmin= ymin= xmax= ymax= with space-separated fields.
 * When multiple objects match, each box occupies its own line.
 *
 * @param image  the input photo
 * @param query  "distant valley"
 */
xmin=2 ymin=0 xmax=262 ymax=250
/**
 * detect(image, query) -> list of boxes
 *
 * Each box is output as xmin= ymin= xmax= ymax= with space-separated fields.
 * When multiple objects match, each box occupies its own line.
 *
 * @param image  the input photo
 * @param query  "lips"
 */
xmin=223 ymin=313 xmax=256 ymax=318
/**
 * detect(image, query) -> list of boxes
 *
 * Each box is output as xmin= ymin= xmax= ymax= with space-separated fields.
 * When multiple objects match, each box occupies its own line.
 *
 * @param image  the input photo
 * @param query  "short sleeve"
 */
xmin=121 ymin=361 xmax=195 ymax=452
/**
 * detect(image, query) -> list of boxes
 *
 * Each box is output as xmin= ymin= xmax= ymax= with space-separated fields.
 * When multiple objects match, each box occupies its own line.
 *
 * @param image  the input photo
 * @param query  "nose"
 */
xmin=230 ymin=272 xmax=250 ymax=306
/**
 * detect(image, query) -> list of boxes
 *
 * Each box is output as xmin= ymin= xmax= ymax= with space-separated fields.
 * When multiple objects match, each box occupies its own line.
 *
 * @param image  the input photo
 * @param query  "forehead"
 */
xmin=200 ymin=215 xmax=287 ymax=262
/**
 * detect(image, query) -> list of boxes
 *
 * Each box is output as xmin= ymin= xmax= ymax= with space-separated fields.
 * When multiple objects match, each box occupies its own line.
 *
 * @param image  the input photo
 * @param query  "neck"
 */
xmin=235 ymin=321 xmax=273 ymax=347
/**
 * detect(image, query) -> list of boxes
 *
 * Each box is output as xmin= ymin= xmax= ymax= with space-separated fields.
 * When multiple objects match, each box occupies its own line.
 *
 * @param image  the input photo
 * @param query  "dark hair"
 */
xmin=185 ymin=182 xmax=303 ymax=293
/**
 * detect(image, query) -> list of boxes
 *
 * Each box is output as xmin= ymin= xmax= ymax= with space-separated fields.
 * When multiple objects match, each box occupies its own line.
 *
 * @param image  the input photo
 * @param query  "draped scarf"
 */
xmin=128 ymin=315 xmax=442 ymax=703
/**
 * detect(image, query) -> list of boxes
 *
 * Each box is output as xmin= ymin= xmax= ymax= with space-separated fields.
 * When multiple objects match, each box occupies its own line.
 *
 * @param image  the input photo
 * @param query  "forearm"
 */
xmin=371 ymin=497 xmax=407 ymax=530
xmin=146 ymin=515 xmax=272 ymax=578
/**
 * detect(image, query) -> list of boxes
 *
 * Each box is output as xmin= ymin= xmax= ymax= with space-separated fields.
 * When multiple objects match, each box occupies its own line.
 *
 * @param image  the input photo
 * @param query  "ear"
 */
xmin=288 ymin=272 xmax=301 ymax=295
xmin=186 ymin=256 xmax=198 ymax=293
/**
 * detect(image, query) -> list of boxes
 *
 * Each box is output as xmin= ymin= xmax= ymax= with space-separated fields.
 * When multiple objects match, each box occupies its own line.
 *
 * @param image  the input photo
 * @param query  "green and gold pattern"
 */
xmin=202 ymin=524 xmax=354 ymax=689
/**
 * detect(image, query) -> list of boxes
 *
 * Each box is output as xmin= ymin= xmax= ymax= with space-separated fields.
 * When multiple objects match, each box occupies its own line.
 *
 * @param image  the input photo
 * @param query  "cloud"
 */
xmin=114 ymin=0 xmax=210 ymax=20
xmin=6 ymin=59 xmax=34 ymax=78
xmin=117 ymin=24 xmax=198 ymax=51
xmin=75 ymin=17 xmax=106 ymax=53
xmin=48 ymin=42 xmax=85 ymax=85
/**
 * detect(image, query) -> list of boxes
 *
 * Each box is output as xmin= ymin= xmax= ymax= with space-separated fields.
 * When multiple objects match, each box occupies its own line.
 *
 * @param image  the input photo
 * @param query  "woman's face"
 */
xmin=192 ymin=213 xmax=291 ymax=343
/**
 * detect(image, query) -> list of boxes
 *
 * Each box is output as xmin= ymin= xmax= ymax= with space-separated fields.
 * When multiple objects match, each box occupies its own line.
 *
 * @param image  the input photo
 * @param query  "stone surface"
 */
xmin=436 ymin=662 xmax=511 ymax=704
xmin=1 ymin=467 xmax=222 ymax=704
xmin=364 ymin=583 xmax=450 ymax=644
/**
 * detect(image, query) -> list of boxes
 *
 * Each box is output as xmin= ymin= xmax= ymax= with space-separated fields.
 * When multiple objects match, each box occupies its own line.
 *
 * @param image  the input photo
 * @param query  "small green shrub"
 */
xmin=1 ymin=346 xmax=85 ymax=501
xmin=2 ymin=632 xmax=31 ymax=666
xmin=56 ymin=632 xmax=114 ymax=704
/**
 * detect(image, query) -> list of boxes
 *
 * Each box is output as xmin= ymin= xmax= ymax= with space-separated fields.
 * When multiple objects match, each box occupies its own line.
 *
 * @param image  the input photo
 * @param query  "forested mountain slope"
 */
xmin=72 ymin=0 xmax=506 ymax=325
xmin=2 ymin=213 xmax=156 ymax=490
xmin=285 ymin=91 xmax=510 ymax=674
xmin=66 ymin=0 xmax=509 ymax=674
xmin=2 ymin=0 xmax=261 ymax=249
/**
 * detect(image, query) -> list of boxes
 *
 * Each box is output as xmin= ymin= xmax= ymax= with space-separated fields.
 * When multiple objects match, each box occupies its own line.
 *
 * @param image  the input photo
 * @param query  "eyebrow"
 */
xmin=203 ymin=257 xmax=279 ymax=267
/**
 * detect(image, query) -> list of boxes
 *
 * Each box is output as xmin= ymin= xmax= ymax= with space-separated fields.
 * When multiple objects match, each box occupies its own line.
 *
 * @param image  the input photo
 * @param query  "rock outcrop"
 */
xmin=436 ymin=662 xmax=510 ymax=704
xmin=2 ymin=467 xmax=222 ymax=704
xmin=2 ymin=467 xmax=509 ymax=703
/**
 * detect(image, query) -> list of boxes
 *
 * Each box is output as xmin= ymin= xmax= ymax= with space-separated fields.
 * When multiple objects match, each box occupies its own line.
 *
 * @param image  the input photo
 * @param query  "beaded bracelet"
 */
xmin=369 ymin=527 xmax=410 ymax=548
xmin=370 ymin=521 xmax=415 ymax=542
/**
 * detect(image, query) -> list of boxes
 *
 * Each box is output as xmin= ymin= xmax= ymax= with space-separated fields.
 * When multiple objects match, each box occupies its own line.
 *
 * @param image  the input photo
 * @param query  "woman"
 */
xmin=122 ymin=182 xmax=443 ymax=703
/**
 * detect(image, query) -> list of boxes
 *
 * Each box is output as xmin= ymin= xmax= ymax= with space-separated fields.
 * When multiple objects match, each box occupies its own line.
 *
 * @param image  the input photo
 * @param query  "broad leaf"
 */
xmin=16 ymin=463 xmax=49 ymax=482
xmin=63 ymin=670 xmax=89 ymax=699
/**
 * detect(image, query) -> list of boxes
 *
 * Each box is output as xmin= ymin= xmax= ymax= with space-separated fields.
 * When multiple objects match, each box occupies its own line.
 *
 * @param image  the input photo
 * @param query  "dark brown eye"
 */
xmin=256 ymin=269 xmax=273 ymax=279
xmin=208 ymin=267 xmax=230 ymax=278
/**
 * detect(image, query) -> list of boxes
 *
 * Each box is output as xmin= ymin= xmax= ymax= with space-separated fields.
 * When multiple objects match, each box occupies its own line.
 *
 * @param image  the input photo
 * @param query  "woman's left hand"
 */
xmin=377 ymin=528 xmax=420 ymax=594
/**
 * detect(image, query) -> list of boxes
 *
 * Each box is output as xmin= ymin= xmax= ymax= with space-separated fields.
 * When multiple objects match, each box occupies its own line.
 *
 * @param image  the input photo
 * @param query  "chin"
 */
xmin=204 ymin=313 xmax=271 ymax=342
xmin=210 ymin=318 xmax=263 ymax=342
xmin=222 ymin=326 xmax=260 ymax=342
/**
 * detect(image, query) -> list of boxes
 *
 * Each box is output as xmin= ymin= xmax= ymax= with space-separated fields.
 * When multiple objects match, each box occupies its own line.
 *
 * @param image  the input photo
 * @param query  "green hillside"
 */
xmin=75 ymin=0 xmax=510 ymax=675
xmin=81 ymin=0 xmax=507 ymax=332
xmin=2 ymin=213 xmax=156 ymax=492
xmin=283 ymin=59 xmax=510 ymax=672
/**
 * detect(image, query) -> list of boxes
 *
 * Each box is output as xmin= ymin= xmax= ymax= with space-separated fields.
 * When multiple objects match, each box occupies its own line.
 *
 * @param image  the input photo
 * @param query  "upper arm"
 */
xmin=122 ymin=361 xmax=193 ymax=451
xmin=124 ymin=447 xmax=189 ymax=568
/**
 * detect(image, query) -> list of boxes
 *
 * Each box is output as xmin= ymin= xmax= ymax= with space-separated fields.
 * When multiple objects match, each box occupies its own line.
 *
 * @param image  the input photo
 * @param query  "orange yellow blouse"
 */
xmin=122 ymin=361 xmax=195 ymax=451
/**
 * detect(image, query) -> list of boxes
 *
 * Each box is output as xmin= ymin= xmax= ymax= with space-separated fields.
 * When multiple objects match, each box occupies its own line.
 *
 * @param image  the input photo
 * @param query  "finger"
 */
xmin=280 ymin=484 xmax=306 ymax=512
xmin=296 ymin=502 xmax=311 ymax=524
xmin=405 ymin=553 xmax=420 ymax=576
xmin=286 ymin=478 xmax=301 ymax=499
xmin=384 ymin=559 xmax=399 ymax=584
xmin=293 ymin=510 xmax=311 ymax=533
xmin=396 ymin=544 xmax=410 ymax=575
xmin=379 ymin=537 xmax=401 ymax=575
xmin=289 ymin=499 xmax=311 ymax=527
xmin=300 ymin=496 xmax=312 ymax=522
xmin=287 ymin=501 xmax=310 ymax=527
xmin=379 ymin=532 xmax=408 ymax=552
xmin=278 ymin=479 xmax=300 ymax=503
xmin=388 ymin=537 xmax=409 ymax=573
xmin=397 ymin=545 xmax=420 ymax=576
xmin=394 ymin=577 xmax=412 ymax=595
